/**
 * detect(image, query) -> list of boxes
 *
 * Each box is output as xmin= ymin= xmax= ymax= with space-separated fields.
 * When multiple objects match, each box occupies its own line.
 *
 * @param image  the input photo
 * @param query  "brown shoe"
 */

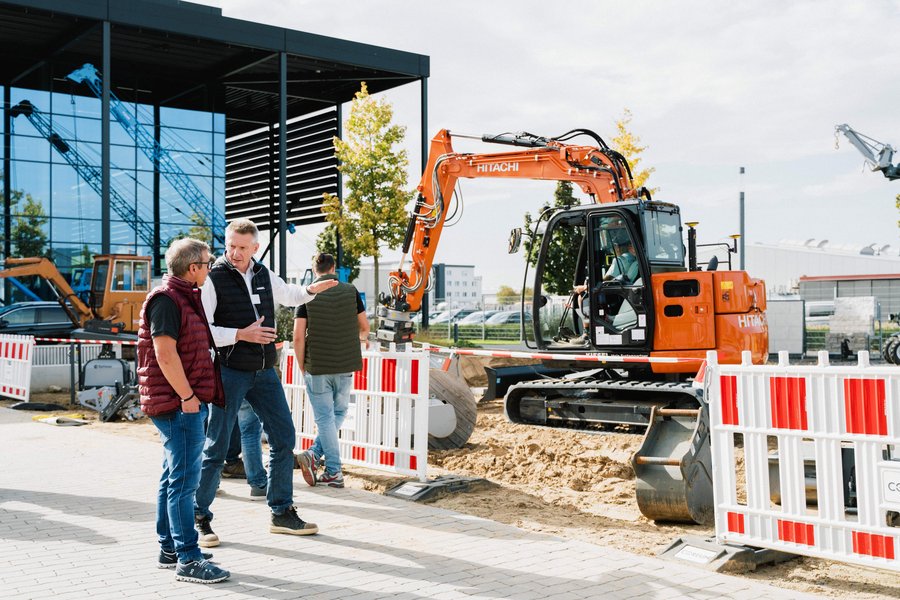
xmin=270 ymin=506 xmax=318 ymax=536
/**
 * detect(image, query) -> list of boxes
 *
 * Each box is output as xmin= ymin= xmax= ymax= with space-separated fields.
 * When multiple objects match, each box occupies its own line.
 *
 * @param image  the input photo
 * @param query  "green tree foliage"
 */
xmin=12 ymin=195 xmax=48 ymax=258
xmin=322 ymin=83 xmax=413 ymax=302
xmin=315 ymin=223 xmax=360 ymax=282
xmin=495 ymin=285 xmax=533 ymax=306
xmin=896 ymin=194 xmax=900 ymax=229
xmin=522 ymin=181 xmax=583 ymax=295
xmin=612 ymin=108 xmax=658 ymax=195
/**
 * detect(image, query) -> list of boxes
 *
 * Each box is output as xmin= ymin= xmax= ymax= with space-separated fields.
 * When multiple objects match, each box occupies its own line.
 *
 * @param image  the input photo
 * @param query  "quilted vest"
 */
xmin=207 ymin=258 xmax=277 ymax=371
xmin=137 ymin=275 xmax=224 ymax=416
xmin=303 ymin=274 xmax=363 ymax=375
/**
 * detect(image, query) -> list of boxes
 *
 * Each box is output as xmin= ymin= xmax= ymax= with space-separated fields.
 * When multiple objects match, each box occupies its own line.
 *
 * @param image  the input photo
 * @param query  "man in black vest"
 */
xmin=293 ymin=253 xmax=369 ymax=488
xmin=194 ymin=219 xmax=337 ymax=546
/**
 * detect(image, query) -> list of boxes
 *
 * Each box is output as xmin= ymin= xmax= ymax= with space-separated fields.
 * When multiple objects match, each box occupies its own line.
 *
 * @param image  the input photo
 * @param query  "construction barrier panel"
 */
xmin=706 ymin=349 xmax=900 ymax=572
xmin=281 ymin=343 xmax=429 ymax=482
xmin=0 ymin=334 xmax=35 ymax=401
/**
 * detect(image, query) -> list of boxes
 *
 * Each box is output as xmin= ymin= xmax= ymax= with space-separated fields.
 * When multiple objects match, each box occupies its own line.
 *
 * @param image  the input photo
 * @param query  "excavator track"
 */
xmin=504 ymin=378 xmax=713 ymax=525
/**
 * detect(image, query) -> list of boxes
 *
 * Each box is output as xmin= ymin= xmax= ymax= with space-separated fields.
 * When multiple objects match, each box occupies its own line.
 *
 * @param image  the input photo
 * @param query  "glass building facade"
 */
xmin=2 ymin=81 xmax=225 ymax=279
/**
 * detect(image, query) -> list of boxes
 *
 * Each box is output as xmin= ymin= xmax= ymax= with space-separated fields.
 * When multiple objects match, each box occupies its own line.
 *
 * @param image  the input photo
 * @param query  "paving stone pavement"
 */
xmin=0 ymin=406 xmax=823 ymax=599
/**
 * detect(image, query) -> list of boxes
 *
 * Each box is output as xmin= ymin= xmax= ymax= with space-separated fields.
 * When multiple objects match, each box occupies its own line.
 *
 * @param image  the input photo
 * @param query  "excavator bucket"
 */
xmin=632 ymin=405 xmax=714 ymax=525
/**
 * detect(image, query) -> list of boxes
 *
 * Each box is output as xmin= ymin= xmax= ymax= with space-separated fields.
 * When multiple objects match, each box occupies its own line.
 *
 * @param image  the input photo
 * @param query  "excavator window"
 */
xmin=641 ymin=207 xmax=683 ymax=265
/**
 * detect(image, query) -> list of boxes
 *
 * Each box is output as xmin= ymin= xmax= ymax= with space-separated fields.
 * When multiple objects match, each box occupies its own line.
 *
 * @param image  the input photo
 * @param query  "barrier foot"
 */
xmin=658 ymin=535 xmax=798 ymax=573
xmin=384 ymin=475 xmax=490 ymax=502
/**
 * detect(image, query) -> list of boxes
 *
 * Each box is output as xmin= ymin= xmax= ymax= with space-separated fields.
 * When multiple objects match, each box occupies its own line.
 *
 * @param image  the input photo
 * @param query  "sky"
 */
xmin=206 ymin=0 xmax=900 ymax=292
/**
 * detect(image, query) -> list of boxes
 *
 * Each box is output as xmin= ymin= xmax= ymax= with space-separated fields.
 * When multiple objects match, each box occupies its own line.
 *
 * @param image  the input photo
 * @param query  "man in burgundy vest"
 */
xmin=137 ymin=238 xmax=229 ymax=584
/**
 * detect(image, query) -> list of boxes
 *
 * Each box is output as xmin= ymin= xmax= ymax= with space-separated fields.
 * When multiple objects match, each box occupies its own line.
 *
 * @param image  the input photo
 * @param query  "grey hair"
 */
xmin=166 ymin=238 xmax=209 ymax=277
xmin=226 ymin=218 xmax=259 ymax=242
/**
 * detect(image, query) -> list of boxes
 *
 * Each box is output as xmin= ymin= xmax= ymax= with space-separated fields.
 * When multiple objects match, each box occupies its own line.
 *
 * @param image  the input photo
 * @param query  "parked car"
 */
xmin=430 ymin=308 xmax=477 ymax=324
xmin=458 ymin=310 xmax=500 ymax=324
xmin=805 ymin=300 xmax=835 ymax=325
xmin=0 ymin=301 xmax=78 ymax=339
xmin=485 ymin=310 xmax=533 ymax=325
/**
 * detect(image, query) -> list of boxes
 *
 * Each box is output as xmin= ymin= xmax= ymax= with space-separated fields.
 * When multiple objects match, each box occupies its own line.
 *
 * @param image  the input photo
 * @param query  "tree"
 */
xmin=11 ymin=195 xmax=48 ymax=257
xmin=612 ymin=108 xmax=657 ymax=194
xmin=522 ymin=181 xmax=583 ymax=295
xmin=315 ymin=223 xmax=360 ymax=282
xmin=322 ymin=83 xmax=413 ymax=303
xmin=495 ymin=285 xmax=533 ymax=306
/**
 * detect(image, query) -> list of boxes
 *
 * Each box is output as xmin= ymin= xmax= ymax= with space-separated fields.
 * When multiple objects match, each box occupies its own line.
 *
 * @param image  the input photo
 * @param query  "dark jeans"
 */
xmin=151 ymin=404 xmax=208 ymax=563
xmin=195 ymin=366 xmax=296 ymax=519
xmin=225 ymin=399 xmax=267 ymax=489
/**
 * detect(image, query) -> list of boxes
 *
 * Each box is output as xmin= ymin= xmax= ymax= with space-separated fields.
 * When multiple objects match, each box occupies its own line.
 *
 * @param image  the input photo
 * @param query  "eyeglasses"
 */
xmin=192 ymin=258 xmax=215 ymax=269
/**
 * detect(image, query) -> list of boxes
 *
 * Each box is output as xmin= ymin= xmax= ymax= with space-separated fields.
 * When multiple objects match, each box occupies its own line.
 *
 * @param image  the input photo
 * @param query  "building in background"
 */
xmin=700 ymin=239 xmax=900 ymax=296
xmin=352 ymin=261 xmax=483 ymax=313
xmin=0 ymin=0 xmax=427 ymax=300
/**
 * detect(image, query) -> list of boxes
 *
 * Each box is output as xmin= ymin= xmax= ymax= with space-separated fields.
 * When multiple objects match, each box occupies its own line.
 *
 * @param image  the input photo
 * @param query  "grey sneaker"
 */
xmin=270 ymin=506 xmax=318 ymax=536
xmin=296 ymin=450 xmax=317 ymax=487
xmin=174 ymin=559 xmax=230 ymax=584
xmin=249 ymin=484 xmax=267 ymax=501
xmin=318 ymin=471 xmax=344 ymax=488
xmin=195 ymin=516 xmax=219 ymax=548
xmin=158 ymin=550 xmax=213 ymax=569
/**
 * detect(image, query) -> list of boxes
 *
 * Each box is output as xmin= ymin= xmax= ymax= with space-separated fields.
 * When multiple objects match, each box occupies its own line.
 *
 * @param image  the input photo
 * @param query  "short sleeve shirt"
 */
xmin=294 ymin=290 xmax=365 ymax=319
xmin=146 ymin=294 xmax=181 ymax=340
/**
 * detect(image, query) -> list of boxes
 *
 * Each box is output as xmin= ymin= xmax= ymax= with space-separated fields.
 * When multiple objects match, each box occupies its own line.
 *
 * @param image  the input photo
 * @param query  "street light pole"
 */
xmin=739 ymin=166 xmax=745 ymax=270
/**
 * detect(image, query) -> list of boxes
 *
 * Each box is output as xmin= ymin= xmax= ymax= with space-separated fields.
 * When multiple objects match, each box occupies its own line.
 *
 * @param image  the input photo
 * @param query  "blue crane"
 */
xmin=9 ymin=99 xmax=156 ymax=249
xmin=68 ymin=63 xmax=225 ymax=245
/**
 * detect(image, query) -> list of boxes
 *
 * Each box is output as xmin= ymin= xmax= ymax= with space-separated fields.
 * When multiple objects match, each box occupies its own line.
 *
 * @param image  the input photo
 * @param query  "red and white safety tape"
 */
xmin=33 ymin=337 xmax=139 ymax=346
xmin=419 ymin=344 xmax=703 ymax=365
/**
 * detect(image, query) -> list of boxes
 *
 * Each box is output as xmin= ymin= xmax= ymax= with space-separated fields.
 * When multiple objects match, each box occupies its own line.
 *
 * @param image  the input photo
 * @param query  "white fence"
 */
xmin=281 ymin=342 xmax=429 ymax=481
xmin=0 ymin=334 xmax=35 ymax=401
xmin=707 ymin=350 xmax=900 ymax=572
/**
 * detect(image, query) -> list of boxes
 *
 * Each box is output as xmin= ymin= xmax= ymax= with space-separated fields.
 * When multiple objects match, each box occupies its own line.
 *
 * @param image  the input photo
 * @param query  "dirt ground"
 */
xmin=7 ymin=392 xmax=899 ymax=599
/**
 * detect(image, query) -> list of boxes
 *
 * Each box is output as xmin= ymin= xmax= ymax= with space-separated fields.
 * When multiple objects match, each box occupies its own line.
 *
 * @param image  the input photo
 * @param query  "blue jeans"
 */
xmin=304 ymin=372 xmax=352 ymax=475
xmin=224 ymin=399 xmax=266 ymax=489
xmin=238 ymin=399 xmax=267 ymax=489
xmin=195 ymin=366 xmax=296 ymax=519
xmin=151 ymin=404 xmax=208 ymax=564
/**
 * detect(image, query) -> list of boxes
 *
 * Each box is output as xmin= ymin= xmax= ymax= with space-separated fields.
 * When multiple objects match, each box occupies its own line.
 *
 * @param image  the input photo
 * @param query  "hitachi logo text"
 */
xmin=737 ymin=314 xmax=766 ymax=328
xmin=476 ymin=162 xmax=519 ymax=173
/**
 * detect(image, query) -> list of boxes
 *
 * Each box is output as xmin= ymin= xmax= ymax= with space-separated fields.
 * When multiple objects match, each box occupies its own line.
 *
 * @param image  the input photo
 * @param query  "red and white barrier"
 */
xmin=421 ymin=344 xmax=703 ymax=365
xmin=281 ymin=343 xmax=429 ymax=482
xmin=706 ymin=350 xmax=900 ymax=572
xmin=32 ymin=337 xmax=138 ymax=345
xmin=0 ymin=334 xmax=35 ymax=401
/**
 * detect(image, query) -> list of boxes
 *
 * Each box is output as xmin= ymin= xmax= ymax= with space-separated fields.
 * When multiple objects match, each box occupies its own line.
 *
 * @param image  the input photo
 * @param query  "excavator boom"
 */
xmin=379 ymin=128 xmax=638 ymax=343
xmin=0 ymin=258 xmax=92 ymax=326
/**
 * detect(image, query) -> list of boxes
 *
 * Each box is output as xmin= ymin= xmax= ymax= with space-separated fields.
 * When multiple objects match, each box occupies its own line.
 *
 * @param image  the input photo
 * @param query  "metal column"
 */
xmin=101 ymin=20 xmax=111 ymax=254
xmin=420 ymin=76 xmax=430 ymax=328
xmin=277 ymin=52 xmax=287 ymax=279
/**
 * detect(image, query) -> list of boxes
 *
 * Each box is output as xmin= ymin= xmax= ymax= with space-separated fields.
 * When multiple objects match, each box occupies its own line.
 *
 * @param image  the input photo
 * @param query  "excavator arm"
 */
xmin=835 ymin=124 xmax=900 ymax=180
xmin=378 ymin=128 xmax=639 ymax=343
xmin=0 ymin=258 xmax=93 ymax=326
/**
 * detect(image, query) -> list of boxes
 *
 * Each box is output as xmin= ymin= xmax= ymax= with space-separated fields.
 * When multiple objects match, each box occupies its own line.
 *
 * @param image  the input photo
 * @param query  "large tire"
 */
xmin=427 ymin=368 xmax=477 ymax=450
xmin=883 ymin=335 xmax=900 ymax=364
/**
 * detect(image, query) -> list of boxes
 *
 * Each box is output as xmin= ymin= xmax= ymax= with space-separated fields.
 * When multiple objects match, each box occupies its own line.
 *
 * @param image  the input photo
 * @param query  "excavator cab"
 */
xmin=530 ymin=201 xmax=684 ymax=356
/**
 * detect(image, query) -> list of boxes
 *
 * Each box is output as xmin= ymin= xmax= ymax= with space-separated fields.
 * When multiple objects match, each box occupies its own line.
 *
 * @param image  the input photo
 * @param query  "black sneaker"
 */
xmin=195 ymin=516 xmax=220 ymax=548
xmin=222 ymin=460 xmax=246 ymax=479
xmin=270 ymin=506 xmax=318 ymax=536
xmin=174 ymin=559 xmax=230 ymax=584
xmin=158 ymin=550 xmax=213 ymax=569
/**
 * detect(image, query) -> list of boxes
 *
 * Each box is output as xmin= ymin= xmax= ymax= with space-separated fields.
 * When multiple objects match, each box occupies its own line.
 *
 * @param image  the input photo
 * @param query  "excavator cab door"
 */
xmin=90 ymin=259 xmax=109 ymax=314
xmin=584 ymin=211 xmax=652 ymax=350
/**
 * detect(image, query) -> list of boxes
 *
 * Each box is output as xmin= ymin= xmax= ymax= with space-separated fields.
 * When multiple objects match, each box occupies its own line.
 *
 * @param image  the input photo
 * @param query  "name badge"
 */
xmin=250 ymin=294 xmax=261 ymax=304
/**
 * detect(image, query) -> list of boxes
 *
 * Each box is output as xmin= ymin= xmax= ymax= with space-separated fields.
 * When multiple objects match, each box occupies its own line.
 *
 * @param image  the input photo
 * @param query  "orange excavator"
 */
xmin=0 ymin=254 xmax=151 ymax=336
xmin=378 ymin=128 xmax=768 ymax=524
